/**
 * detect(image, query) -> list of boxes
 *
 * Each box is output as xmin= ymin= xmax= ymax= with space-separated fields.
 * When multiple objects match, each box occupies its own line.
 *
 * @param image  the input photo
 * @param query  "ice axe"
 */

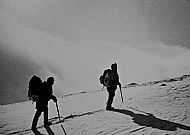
xmin=55 ymin=101 xmax=67 ymax=135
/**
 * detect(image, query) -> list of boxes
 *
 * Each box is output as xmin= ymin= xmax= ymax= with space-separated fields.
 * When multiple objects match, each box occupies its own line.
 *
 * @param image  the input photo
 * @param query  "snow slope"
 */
xmin=1 ymin=75 xmax=190 ymax=135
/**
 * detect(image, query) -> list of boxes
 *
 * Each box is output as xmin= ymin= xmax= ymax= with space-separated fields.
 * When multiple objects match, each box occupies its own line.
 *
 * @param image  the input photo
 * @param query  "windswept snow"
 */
xmin=1 ymin=75 xmax=190 ymax=135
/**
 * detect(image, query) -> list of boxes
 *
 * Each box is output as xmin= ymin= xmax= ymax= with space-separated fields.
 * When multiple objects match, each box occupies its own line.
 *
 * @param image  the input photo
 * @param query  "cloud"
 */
xmin=2 ymin=0 xmax=189 ymax=52
xmin=0 ymin=0 xmax=150 ymax=44
xmin=139 ymin=0 xmax=190 ymax=49
xmin=0 ymin=46 xmax=46 ymax=105
xmin=0 ymin=11 xmax=55 ymax=104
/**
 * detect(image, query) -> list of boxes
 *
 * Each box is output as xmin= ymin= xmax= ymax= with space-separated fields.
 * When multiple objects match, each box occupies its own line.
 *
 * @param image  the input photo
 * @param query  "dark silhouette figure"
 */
xmin=31 ymin=77 xmax=57 ymax=130
xmin=112 ymin=108 xmax=190 ymax=131
xmin=102 ymin=63 xmax=121 ymax=110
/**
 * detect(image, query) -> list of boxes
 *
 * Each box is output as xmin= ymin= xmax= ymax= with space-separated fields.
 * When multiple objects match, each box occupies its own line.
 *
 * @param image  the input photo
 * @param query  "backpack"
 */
xmin=100 ymin=69 xmax=118 ymax=87
xmin=28 ymin=75 xmax=42 ymax=102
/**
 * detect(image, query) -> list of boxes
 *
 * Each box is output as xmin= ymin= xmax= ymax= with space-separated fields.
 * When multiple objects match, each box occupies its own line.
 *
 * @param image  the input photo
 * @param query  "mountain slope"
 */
xmin=1 ymin=75 xmax=190 ymax=135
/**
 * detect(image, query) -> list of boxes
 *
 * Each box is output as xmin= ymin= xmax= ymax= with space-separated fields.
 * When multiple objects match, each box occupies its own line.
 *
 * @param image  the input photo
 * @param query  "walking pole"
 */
xmin=55 ymin=101 xmax=67 ymax=135
xmin=119 ymin=85 xmax=124 ymax=103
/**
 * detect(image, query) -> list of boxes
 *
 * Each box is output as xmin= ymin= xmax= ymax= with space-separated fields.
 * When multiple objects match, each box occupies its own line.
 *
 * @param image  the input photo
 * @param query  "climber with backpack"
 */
xmin=28 ymin=76 xmax=57 ymax=130
xmin=100 ymin=63 xmax=122 ymax=110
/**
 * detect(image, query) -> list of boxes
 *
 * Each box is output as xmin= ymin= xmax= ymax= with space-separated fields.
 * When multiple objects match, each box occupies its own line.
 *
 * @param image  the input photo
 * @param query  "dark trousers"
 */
xmin=106 ymin=86 xmax=116 ymax=108
xmin=32 ymin=107 xmax=48 ymax=128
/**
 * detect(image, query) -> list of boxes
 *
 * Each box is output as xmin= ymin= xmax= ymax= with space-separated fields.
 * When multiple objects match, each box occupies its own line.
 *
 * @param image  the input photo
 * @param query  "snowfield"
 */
xmin=1 ymin=75 xmax=190 ymax=135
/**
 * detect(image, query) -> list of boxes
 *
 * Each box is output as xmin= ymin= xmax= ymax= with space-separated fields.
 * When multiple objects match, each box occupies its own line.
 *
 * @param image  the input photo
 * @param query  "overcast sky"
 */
xmin=0 ymin=0 xmax=190 ymax=104
xmin=1 ymin=0 xmax=190 ymax=52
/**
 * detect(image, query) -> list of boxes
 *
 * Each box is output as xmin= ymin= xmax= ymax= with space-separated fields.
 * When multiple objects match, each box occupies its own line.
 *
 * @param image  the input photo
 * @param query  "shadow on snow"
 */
xmin=112 ymin=108 xmax=190 ymax=131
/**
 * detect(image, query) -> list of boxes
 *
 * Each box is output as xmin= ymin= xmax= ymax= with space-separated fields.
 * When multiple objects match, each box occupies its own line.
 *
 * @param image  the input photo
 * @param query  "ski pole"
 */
xmin=55 ymin=101 xmax=67 ymax=135
xmin=119 ymin=85 xmax=124 ymax=103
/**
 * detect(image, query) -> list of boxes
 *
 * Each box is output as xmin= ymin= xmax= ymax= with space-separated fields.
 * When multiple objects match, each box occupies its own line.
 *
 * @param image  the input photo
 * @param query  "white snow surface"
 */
xmin=1 ymin=75 xmax=190 ymax=135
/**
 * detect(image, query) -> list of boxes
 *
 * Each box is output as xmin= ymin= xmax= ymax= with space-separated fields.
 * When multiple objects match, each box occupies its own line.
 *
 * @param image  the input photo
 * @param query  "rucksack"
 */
xmin=28 ymin=75 xmax=42 ymax=102
xmin=100 ymin=69 xmax=118 ymax=87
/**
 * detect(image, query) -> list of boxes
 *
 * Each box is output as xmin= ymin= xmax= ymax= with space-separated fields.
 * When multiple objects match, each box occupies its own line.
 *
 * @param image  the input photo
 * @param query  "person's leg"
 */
xmin=106 ymin=88 xmax=115 ymax=110
xmin=32 ymin=109 xmax=42 ymax=129
xmin=107 ymin=93 xmax=115 ymax=108
xmin=44 ymin=107 xmax=52 ymax=125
